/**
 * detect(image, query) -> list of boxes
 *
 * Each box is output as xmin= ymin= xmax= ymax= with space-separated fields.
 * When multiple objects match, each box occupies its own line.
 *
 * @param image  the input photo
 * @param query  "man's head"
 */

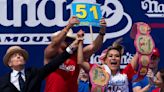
xmin=52 ymin=29 xmax=76 ymax=51
xmin=3 ymin=46 xmax=28 ymax=71
xmin=149 ymin=48 xmax=160 ymax=69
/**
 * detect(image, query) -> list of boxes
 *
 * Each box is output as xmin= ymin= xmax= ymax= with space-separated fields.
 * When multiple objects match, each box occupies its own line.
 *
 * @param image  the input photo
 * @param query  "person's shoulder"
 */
xmin=0 ymin=74 xmax=11 ymax=90
xmin=0 ymin=72 xmax=10 ymax=78
xmin=0 ymin=73 xmax=10 ymax=83
xmin=132 ymin=75 xmax=148 ymax=84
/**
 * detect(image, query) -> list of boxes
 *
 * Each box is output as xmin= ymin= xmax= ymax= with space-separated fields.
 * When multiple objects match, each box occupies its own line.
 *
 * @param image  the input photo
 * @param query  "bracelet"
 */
xmin=99 ymin=32 xmax=105 ymax=36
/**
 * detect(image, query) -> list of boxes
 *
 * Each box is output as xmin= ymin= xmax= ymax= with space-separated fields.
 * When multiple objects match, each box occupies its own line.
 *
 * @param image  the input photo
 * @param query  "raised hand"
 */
xmin=77 ymin=29 xmax=84 ymax=39
xmin=147 ymin=69 xmax=154 ymax=78
xmin=68 ymin=16 xmax=80 ymax=27
xmin=147 ymin=68 xmax=155 ymax=84
xmin=99 ymin=18 xmax=106 ymax=35
xmin=68 ymin=30 xmax=84 ymax=51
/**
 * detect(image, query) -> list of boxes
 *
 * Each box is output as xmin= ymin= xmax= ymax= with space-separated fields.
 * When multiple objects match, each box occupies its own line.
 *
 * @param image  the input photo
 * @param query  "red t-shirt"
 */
xmin=121 ymin=63 xmax=136 ymax=81
xmin=44 ymin=55 xmax=80 ymax=92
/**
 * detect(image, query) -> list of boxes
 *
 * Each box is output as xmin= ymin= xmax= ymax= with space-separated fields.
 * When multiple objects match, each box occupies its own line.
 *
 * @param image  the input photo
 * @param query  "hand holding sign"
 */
xmin=72 ymin=2 xmax=102 ymax=27
xmin=99 ymin=18 xmax=106 ymax=35
xmin=68 ymin=16 xmax=80 ymax=28
xmin=72 ymin=2 xmax=103 ymax=42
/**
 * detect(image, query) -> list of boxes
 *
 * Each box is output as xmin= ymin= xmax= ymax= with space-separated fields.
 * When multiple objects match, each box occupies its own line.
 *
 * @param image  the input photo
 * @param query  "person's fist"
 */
xmin=147 ymin=68 xmax=155 ymax=80
xmin=68 ymin=16 xmax=80 ymax=26
xmin=100 ymin=18 xmax=106 ymax=27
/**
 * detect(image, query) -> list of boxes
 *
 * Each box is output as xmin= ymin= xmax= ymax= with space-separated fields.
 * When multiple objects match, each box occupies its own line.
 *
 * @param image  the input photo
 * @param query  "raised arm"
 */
xmin=121 ymin=53 xmax=138 ymax=81
xmin=51 ymin=16 xmax=79 ymax=46
xmin=44 ymin=16 xmax=79 ymax=64
xmin=133 ymin=68 xmax=156 ymax=92
xmin=77 ymin=30 xmax=90 ymax=73
xmin=38 ymin=50 xmax=71 ymax=80
xmin=133 ymin=69 xmax=153 ymax=92
xmin=83 ymin=18 xmax=106 ymax=59
xmin=130 ymin=52 xmax=139 ymax=70
xmin=133 ymin=84 xmax=152 ymax=92
xmin=39 ymin=37 xmax=80 ymax=80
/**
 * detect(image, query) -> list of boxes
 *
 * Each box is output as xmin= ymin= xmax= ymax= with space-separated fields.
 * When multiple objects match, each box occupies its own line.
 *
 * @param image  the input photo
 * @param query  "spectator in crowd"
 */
xmin=77 ymin=37 xmax=90 ymax=92
xmin=44 ymin=16 xmax=106 ymax=92
xmin=132 ymin=48 xmax=160 ymax=92
xmin=152 ymin=68 xmax=164 ymax=92
xmin=0 ymin=44 xmax=78 ymax=92
xmin=78 ymin=69 xmax=90 ymax=92
xmin=77 ymin=38 xmax=138 ymax=92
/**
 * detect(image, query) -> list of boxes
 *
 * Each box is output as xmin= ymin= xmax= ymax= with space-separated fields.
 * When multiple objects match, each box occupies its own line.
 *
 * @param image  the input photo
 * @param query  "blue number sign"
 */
xmin=72 ymin=2 xmax=102 ymax=27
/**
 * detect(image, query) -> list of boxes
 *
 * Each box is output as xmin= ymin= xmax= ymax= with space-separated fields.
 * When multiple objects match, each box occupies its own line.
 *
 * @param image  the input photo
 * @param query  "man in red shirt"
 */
xmin=44 ymin=16 xmax=106 ymax=92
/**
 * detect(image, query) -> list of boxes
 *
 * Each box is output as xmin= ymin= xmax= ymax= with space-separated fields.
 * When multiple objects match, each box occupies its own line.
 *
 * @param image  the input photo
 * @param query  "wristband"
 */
xmin=99 ymin=32 xmax=105 ymax=36
xmin=66 ymin=45 xmax=77 ymax=54
xmin=66 ymin=46 xmax=73 ymax=54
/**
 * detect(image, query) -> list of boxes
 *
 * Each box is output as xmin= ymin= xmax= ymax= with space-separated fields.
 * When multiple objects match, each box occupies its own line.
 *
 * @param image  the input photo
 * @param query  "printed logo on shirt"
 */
xmin=59 ymin=63 xmax=75 ymax=72
xmin=106 ymin=73 xmax=129 ymax=92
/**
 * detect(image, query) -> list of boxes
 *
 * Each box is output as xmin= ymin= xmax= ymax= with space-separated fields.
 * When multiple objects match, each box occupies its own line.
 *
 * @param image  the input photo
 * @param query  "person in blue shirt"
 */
xmin=132 ymin=48 xmax=160 ymax=92
xmin=132 ymin=71 xmax=156 ymax=92
xmin=78 ymin=69 xmax=90 ymax=92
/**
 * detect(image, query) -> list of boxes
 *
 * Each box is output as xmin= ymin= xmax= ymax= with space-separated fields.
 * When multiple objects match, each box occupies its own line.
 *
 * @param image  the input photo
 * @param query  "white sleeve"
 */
xmin=66 ymin=46 xmax=73 ymax=54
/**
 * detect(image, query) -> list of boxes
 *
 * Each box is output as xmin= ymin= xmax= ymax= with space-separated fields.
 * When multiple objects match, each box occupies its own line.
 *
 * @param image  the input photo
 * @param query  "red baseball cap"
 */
xmin=152 ymin=48 xmax=160 ymax=57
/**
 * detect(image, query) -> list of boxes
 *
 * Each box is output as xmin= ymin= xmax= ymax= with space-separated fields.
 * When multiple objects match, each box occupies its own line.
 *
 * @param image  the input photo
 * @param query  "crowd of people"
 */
xmin=0 ymin=16 xmax=163 ymax=92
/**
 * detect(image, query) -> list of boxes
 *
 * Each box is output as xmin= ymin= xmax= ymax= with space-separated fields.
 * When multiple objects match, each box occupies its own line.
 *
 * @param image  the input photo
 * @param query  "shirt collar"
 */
xmin=11 ymin=69 xmax=25 ymax=77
